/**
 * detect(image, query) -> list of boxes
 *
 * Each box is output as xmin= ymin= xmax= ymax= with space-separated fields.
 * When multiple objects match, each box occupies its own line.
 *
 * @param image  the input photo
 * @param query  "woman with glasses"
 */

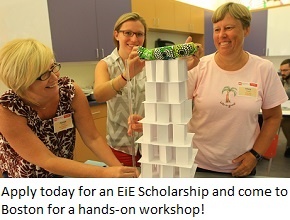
xmin=0 ymin=38 xmax=139 ymax=178
xmin=94 ymin=12 xmax=147 ymax=167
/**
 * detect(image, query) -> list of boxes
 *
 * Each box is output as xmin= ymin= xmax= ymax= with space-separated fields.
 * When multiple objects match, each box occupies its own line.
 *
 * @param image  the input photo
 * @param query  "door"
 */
xmin=95 ymin=0 xmax=131 ymax=59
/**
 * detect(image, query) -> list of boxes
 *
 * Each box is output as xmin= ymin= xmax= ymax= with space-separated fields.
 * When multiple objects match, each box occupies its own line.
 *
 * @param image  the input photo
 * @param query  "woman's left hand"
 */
xmin=231 ymin=152 xmax=258 ymax=177
xmin=128 ymin=114 xmax=143 ymax=136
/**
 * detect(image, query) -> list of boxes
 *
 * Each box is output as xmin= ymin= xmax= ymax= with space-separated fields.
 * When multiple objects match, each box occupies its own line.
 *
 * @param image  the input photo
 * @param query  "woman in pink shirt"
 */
xmin=187 ymin=2 xmax=287 ymax=177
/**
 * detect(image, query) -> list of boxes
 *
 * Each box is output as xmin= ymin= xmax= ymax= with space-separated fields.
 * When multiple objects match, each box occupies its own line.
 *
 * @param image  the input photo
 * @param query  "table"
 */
xmin=84 ymin=160 xmax=268 ymax=178
xmin=281 ymin=100 xmax=290 ymax=116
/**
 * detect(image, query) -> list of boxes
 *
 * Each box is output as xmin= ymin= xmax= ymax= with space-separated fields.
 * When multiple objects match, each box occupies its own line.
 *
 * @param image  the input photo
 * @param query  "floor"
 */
xmin=256 ymin=130 xmax=290 ymax=177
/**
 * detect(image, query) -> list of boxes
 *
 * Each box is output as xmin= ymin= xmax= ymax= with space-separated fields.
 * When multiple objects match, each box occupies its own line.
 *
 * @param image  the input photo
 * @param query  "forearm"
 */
xmin=253 ymin=115 xmax=281 ymax=154
xmin=94 ymin=74 xmax=127 ymax=102
xmin=85 ymin=136 xmax=122 ymax=167
xmin=42 ymin=156 xmax=108 ymax=178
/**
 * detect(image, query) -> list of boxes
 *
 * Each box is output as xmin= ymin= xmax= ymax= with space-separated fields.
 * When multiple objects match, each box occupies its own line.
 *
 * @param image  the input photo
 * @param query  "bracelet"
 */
xmin=110 ymin=78 xmax=122 ymax=95
xmin=121 ymin=74 xmax=128 ymax=82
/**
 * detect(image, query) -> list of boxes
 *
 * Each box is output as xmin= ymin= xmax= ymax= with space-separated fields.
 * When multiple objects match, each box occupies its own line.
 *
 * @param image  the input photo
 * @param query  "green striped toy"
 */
xmin=137 ymin=42 xmax=198 ymax=60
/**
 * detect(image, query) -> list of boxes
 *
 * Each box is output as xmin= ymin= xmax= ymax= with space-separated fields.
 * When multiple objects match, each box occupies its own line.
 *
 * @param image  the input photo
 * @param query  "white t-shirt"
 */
xmin=187 ymin=52 xmax=288 ymax=172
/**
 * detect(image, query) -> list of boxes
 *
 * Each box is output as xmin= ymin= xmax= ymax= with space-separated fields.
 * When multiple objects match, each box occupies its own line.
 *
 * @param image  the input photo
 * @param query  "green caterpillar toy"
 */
xmin=137 ymin=42 xmax=198 ymax=60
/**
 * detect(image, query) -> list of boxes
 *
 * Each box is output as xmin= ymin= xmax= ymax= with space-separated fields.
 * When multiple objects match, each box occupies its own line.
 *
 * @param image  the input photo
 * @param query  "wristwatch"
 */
xmin=249 ymin=149 xmax=263 ymax=161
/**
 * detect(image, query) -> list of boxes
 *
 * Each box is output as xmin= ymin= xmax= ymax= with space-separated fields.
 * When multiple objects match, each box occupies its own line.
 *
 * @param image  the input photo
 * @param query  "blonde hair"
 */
xmin=113 ymin=12 xmax=147 ymax=49
xmin=212 ymin=2 xmax=251 ymax=29
xmin=0 ymin=38 xmax=54 ymax=99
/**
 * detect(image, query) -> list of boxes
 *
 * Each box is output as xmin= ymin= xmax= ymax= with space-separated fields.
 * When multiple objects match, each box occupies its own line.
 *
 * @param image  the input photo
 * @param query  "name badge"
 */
xmin=53 ymin=113 xmax=74 ymax=133
xmin=238 ymin=82 xmax=258 ymax=98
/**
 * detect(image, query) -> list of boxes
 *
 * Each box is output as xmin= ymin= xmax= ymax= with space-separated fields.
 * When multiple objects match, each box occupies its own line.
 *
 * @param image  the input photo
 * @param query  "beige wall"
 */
xmin=264 ymin=56 xmax=290 ymax=71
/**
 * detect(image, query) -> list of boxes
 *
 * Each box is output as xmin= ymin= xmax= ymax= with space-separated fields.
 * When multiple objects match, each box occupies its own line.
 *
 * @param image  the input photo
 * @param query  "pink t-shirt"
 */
xmin=187 ymin=53 xmax=288 ymax=173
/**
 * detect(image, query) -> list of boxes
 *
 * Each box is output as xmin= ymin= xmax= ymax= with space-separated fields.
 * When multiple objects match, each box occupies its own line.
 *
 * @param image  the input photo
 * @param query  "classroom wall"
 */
xmin=0 ymin=1 xmax=288 ymax=94
xmin=58 ymin=31 xmax=190 ymax=90
xmin=0 ymin=31 xmax=189 ymax=94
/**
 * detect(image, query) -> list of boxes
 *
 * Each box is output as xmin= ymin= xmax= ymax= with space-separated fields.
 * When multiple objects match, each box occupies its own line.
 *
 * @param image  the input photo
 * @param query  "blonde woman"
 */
xmin=94 ymin=12 xmax=147 ymax=167
xmin=0 ymin=38 xmax=138 ymax=178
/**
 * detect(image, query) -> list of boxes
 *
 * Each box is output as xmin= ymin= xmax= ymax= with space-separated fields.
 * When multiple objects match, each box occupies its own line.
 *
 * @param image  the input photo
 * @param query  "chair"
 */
xmin=263 ymin=134 xmax=279 ymax=176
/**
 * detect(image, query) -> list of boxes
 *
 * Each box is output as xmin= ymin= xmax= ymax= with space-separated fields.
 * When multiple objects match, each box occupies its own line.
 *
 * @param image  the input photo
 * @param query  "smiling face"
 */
xmin=24 ymin=61 xmax=60 ymax=105
xmin=213 ymin=13 xmax=250 ymax=56
xmin=114 ymin=20 xmax=145 ymax=60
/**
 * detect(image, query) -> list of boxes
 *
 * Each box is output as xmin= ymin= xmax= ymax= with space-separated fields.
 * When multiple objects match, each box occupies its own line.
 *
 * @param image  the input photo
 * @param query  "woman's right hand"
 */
xmin=125 ymin=47 xmax=145 ymax=79
xmin=185 ymin=36 xmax=203 ymax=70
xmin=105 ymin=166 xmax=140 ymax=178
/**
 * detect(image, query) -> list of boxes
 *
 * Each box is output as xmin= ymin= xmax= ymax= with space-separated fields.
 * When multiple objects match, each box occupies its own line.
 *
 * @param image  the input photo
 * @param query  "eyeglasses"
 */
xmin=36 ymin=62 xmax=61 ymax=81
xmin=119 ymin=30 xmax=145 ymax=38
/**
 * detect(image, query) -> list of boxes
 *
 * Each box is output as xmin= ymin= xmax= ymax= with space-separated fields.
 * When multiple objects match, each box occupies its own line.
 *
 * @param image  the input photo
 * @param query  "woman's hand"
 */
xmin=185 ymin=36 xmax=204 ymax=70
xmin=128 ymin=114 xmax=143 ymax=136
xmin=105 ymin=166 xmax=140 ymax=178
xmin=231 ymin=152 xmax=257 ymax=177
xmin=125 ymin=47 xmax=145 ymax=79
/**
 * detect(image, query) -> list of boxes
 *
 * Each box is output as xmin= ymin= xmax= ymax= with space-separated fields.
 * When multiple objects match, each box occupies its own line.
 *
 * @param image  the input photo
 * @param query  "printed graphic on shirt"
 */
xmin=220 ymin=86 xmax=237 ymax=108
xmin=237 ymin=82 xmax=258 ymax=98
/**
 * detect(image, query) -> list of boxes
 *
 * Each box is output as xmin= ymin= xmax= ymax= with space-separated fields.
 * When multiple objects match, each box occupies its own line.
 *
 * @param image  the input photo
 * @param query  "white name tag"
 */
xmin=238 ymin=82 xmax=258 ymax=98
xmin=53 ymin=113 xmax=74 ymax=133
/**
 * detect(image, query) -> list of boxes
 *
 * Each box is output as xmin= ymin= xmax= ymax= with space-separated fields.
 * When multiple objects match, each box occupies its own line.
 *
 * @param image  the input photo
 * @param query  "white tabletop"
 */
xmin=281 ymin=100 xmax=290 ymax=116
xmin=260 ymin=101 xmax=290 ymax=116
